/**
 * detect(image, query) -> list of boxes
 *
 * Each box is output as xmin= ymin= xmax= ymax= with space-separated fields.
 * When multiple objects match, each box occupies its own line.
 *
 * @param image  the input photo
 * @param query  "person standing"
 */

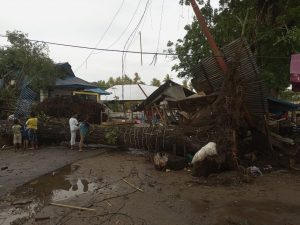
xmin=69 ymin=114 xmax=79 ymax=150
xmin=12 ymin=119 xmax=22 ymax=151
xmin=20 ymin=123 xmax=29 ymax=150
xmin=79 ymin=119 xmax=90 ymax=152
xmin=26 ymin=112 xmax=38 ymax=149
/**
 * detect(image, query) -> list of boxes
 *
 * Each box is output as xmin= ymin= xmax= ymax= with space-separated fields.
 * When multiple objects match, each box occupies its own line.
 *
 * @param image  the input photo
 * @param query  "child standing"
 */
xmin=79 ymin=120 xmax=90 ymax=152
xmin=12 ymin=119 xmax=22 ymax=151
xmin=21 ymin=123 xmax=29 ymax=150
xmin=26 ymin=112 xmax=38 ymax=149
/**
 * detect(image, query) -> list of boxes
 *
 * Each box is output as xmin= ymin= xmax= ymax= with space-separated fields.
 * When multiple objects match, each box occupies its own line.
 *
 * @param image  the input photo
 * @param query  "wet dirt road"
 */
xmin=1 ymin=150 xmax=300 ymax=225
xmin=0 ymin=146 xmax=107 ymax=198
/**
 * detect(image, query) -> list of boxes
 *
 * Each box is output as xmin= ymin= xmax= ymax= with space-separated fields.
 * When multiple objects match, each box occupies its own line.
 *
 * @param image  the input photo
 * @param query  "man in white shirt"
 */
xmin=69 ymin=114 xmax=79 ymax=149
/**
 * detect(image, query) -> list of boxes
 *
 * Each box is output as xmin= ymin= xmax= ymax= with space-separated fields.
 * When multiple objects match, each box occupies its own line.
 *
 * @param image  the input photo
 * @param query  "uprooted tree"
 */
xmin=0 ymin=30 xmax=62 ymax=119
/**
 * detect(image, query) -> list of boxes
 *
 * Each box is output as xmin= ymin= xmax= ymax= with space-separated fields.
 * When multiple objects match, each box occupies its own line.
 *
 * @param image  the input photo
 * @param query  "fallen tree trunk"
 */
xmin=0 ymin=119 xmax=209 ymax=155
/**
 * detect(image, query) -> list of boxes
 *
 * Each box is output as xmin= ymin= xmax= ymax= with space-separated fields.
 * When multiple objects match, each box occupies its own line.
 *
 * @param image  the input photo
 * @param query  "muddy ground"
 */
xmin=0 ymin=146 xmax=106 ymax=198
xmin=0 ymin=148 xmax=300 ymax=225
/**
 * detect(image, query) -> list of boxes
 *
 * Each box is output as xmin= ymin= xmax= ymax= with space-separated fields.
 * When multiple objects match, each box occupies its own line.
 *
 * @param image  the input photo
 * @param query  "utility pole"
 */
xmin=189 ymin=0 xmax=228 ymax=75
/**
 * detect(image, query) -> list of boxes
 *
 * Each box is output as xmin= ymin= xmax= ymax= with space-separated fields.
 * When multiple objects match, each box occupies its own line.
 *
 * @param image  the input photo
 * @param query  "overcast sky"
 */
xmin=0 ymin=0 xmax=219 ymax=85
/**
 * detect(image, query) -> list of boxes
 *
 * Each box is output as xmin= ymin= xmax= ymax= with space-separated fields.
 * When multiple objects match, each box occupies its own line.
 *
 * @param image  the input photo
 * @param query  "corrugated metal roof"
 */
xmin=135 ymin=80 xmax=195 ymax=111
xmin=268 ymin=97 xmax=300 ymax=112
xmin=191 ymin=38 xmax=268 ymax=118
xmin=104 ymin=84 xmax=158 ymax=101
xmin=56 ymin=62 xmax=75 ymax=77
xmin=55 ymin=76 xmax=97 ymax=89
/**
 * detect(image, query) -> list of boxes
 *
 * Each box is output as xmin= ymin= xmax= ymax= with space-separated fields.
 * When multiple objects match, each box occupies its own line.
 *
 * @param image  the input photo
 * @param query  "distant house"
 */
xmin=136 ymin=80 xmax=194 ymax=111
xmin=103 ymin=84 xmax=158 ymax=118
xmin=135 ymin=80 xmax=195 ymax=125
xmin=40 ymin=62 xmax=109 ymax=102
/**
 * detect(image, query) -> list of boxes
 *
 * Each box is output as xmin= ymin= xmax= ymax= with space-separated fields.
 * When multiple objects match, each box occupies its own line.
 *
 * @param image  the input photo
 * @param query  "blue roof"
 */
xmin=267 ymin=97 xmax=300 ymax=112
xmin=56 ymin=62 xmax=75 ymax=77
xmin=84 ymin=87 xmax=110 ymax=95
xmin=55 ymin=76 xmax=97 ymax=89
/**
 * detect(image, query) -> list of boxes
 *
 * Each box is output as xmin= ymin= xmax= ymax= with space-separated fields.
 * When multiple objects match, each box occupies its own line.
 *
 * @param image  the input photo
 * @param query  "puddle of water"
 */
xmin=52 ymin=178 xmax=98 ymax=201
xmin=2 ymin=164 xmax=101 ymax=225
xmin=13 ymin=165 xmax=99 ymax=202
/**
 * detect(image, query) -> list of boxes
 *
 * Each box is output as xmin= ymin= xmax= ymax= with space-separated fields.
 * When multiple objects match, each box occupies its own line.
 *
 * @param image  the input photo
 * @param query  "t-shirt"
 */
xmin=26 ymin=118 xmax=38 ymax=130
xmin=79 ymin=122 xmax=89 ymax=136
xmin=12 ymin=124 xmax=21 ymax=135
xmin=69 ymin=117 xmax=79 ymax=131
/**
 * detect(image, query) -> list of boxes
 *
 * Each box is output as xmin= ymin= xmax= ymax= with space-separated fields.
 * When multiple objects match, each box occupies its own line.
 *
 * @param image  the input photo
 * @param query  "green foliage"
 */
xmin=105 ymin=128 xmax=118 ymax=145
xmin=0 ymin=31 xmax=60 ymax=91
xmin=163 ymin=74 xmax=173 ymax=82
xmin=280 ymin=90 xmax=300 ymax=102
xmin=95 ymin=73 xmax=146 ymax=89
xmin=95 ymin=80 xmax=110 ymax=90
xmin=37 ymin=111 xmax=50 ymax=122
xmin=151 ymin=78 xmax=161 ymax=87
xmin=171 ymin=0 xmax=300 ymax=93
xmin=182 ymin=79 xmax=188 ymax=88
xmin=0 ymin=88 xmax=17 ymax=119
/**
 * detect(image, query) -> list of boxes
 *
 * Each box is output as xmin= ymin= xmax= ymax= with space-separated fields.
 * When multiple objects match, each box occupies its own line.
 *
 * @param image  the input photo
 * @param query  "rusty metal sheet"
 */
xmin=191 ymin=38 xmax=267 ymax=117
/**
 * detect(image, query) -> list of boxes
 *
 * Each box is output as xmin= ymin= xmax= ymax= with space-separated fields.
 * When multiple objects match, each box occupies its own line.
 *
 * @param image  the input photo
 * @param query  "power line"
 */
xmin=94 ymin=0 xmax=143 ymax=56
xmin=75 ymin=0 xmax=125 ymax=72
xmin=156 ymin=0 xmax=165 ymax=52
xmin=0 ymin=34 xmax=176 ymax=56
xmin=0 ymin=34 xmax=291 ymax=59
xmin=151 ymin=0 xmax=165 ymax=66
xmin=122 ymin=0 xmax=151 ymax=78
xmin=121 ymin=0 xmax=151 ymax=101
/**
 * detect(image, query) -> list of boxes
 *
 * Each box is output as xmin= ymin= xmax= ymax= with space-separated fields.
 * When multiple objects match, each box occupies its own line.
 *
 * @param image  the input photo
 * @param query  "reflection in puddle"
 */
xmin=2 ymin=164 xmax=100 ymax=225
xmin=52 ymin=178 xmax=98 ymax=201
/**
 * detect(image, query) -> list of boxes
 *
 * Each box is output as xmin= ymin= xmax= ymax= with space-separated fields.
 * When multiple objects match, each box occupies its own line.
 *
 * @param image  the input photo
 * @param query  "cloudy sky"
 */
xmin=0 ymin=0 xmax=219 ymax=85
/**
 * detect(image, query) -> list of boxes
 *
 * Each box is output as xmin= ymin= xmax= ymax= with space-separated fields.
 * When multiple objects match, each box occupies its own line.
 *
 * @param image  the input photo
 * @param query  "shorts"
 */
xmin=28 ymin=129 xmax=38 ymax=142
xmin=79 ymin=127 xmax=89 ymax=137
xmin=13 ymin=134 xmax=22 ymax=145
xmin=21 ymin=130 xmax=29 ymax=140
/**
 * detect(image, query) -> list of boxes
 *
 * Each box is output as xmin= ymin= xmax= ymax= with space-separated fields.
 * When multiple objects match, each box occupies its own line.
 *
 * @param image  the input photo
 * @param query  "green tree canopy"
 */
xmin=0 ymin=30 xmax=60 ymax=91
xmin=163 ymin=74 xmax=173 ymax=82
xmin=95 ymin=73 xmax=146 ymax=89
xmin=151 ymin=78 xmax=161 ymax=87
xmin=169 ymin=0 xmax=300 ymax=93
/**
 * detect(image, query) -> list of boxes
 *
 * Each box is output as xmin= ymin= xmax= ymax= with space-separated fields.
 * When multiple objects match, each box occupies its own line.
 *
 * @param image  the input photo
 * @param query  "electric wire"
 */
xmin=120 ymin=0 xmax=150 ymax=101
xmin=121 ymin=0 xmax=151 ymax=78
xmin=156 ymin=0 xmax=165 ymax=53
xmin=0 ymin=34 xmax=291 ymax=59
xmin=94 ymin=0 xmax=143 ymax=56
xmin=75 ymin=0 xmax=125 ymax=72
xmin=150 ymin=0 xmax=165 ymax=66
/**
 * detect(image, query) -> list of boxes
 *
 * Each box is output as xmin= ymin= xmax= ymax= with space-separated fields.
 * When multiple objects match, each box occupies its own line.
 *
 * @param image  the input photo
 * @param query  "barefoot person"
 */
xmin=69 ymin=114 xmax=79 ymax=150
xmin=26 ymin=112 xmax=38 ymax=149
xmin=21 ymin=123 xmax=29 ymax=150
xmin=12 ymin=119 xmax=22 ymax=151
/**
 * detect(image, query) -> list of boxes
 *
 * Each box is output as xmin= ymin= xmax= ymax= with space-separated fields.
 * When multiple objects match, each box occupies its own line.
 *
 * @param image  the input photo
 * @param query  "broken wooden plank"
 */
xmin=122 ymin=178 xmax=144 ymax=192
xmin=50 ymin=203 xmax=96 ymax=211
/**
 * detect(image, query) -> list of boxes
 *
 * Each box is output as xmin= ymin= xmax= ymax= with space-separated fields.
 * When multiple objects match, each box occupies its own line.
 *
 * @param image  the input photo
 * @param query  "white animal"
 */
xmin=153 ymin=152 xmax=168 ymax=170
xmin=191 ymin=142 xmax=217 ymax=164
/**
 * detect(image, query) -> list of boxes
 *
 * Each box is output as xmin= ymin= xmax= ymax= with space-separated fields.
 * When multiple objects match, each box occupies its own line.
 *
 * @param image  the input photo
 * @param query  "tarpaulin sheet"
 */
xmin=290 ymin=54 xmax=300 ymax=91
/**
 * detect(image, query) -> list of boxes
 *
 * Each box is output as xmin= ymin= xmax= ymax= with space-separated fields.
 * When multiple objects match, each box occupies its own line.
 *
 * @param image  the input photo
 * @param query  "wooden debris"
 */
xmin=122 ymin=179 xmax=144 ymax=192
xmin=35 ymin=216 xmax=50 ymax=221
xmin=50 ymin=203 xmax=96 ymax=211
xmin=12 ymin=200 xmax=32 ymax=205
